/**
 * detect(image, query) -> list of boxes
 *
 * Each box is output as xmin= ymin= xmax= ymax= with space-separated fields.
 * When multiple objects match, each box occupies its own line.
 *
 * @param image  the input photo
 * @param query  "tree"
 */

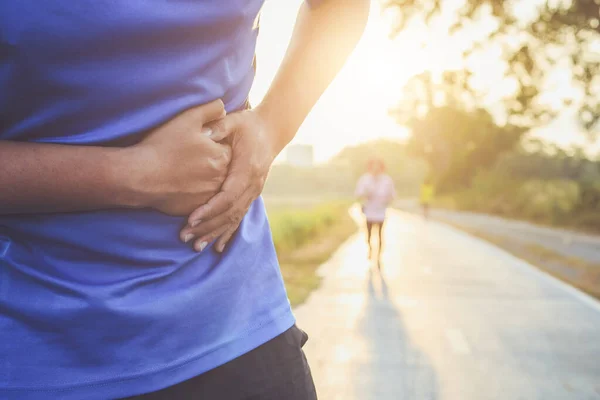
xmin=495 ymin=141 xmax=600 ymax=213
xmin=384 ymin=0 xmax=600 ymax=135
xmin=407 ymin=106 xmax=525 ymax=191
xmin=332 ymin=139 xmax=426 ymax=194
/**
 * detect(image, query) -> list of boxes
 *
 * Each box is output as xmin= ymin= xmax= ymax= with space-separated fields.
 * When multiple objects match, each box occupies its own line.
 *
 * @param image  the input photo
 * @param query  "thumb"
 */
xmin=202 ymin=113 xmax=242 ymax=142
xmin=197 ymin=99 xmax=226 ymax=124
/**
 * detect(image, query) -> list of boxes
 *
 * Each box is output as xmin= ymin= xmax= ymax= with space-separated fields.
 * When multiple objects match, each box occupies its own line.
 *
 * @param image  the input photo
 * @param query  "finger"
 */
xmin=180 ymin=207 xmax=233 ymax=243
xmin=182 ymin=184 xmax=253 ymax=239
xmin=201 ymin=139 xmax=232 ymax=171
xmin=177 ymin=100 xmax=225 ymax=135
xmin=211 ymin=192 xmax=255 ymax=253
xmin=187 ymin=170 xmax=249 ymax=226
xmin=186 ymin=187 xmax=254 ymax=248
xmin=197 ymin=99 xmax=226 ymax=124
xmin=214 ymin=226 xmax=238 ymax=253
xmin=187 ymin=191 xmax=234 ymax=227
xmin=202 ymin=112 xmax=242 ymax=142
xmin=192 ymin=224 xmax=230 ymax=253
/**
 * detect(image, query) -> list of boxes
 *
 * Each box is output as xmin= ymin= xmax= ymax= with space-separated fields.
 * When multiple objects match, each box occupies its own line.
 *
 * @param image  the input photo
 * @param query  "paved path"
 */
xmin=396 ymin=200 xmax=600 ymax=265
xmin=294 ymin=209 xmax=600 ymax=400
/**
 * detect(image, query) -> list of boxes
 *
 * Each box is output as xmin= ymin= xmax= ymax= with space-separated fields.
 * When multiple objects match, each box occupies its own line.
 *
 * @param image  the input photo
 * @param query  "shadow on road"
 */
xmin=350 ymin=269 xmax=440 ymax=399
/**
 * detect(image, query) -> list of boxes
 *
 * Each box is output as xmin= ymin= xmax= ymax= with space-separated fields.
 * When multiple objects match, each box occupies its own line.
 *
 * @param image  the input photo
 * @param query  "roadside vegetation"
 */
xmin=434 ymin=142 xmax=600 ymax=234
xmin=266 ymin=201 xmax=356 ymax=306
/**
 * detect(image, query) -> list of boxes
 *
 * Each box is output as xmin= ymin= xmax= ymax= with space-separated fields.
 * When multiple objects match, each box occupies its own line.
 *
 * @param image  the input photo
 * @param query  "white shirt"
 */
xmin=355 ymin=173 xmax=396 ymax=222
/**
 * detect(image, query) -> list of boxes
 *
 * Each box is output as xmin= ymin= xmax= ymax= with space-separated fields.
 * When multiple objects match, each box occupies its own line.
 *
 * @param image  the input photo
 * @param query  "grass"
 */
xmin=267 ymin=201 xmax=357 ymax=306
xmin=439 ymin=220 xmax=600 ymax=299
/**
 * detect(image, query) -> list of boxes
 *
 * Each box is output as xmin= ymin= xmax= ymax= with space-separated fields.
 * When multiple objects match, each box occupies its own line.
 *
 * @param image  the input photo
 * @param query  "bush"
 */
xmin=568 ymin=210 xmax=600 ymax=233
xmin=442 ymin=170 xmax=584 ymax=226
xmin=268 ymin=203 xmax=349 ymax=254
xmin=266 ymin=201 xmax=356 ymax=305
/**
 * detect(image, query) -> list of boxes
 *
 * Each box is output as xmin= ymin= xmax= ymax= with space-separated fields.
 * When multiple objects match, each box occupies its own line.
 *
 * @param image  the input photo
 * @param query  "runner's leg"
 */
xmin=377 ymin=221 xmax=384 ymax=268
xmin=366 ymin=221 xmax=373 ymax=259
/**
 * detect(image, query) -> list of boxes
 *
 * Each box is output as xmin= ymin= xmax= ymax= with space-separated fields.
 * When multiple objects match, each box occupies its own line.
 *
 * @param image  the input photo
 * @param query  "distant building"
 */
xmin=286 ymin=144 xmax=314 ymax=167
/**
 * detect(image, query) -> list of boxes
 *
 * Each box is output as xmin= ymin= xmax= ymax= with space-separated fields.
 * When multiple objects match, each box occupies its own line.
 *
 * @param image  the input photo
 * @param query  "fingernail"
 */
xmin=183 ymin=233 xmax=194 ymax=243
xmin=196 ymin=241 xmax=208 ymax=252
xmin=201 ymin=128 xmax=213 ymax=137
xmin=191 ymin=220 xmax=201 ymax=228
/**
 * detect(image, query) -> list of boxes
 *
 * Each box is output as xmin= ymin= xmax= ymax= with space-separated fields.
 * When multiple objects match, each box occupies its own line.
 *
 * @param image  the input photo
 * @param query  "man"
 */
xmin=0 ymin=1 xmax=368 ymax=398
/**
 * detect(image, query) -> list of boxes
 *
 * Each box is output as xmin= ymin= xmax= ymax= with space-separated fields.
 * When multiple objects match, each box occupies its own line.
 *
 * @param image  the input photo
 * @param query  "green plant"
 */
xmin=267 ymin=201 xmax=356 ymax=305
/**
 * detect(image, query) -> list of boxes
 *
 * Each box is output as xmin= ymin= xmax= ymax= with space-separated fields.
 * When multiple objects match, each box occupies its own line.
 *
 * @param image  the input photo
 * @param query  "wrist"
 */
xmin=254 ymin=102 xmax=296 ymax=157
xmin=106 ymin=147 xmax=150 ymax=209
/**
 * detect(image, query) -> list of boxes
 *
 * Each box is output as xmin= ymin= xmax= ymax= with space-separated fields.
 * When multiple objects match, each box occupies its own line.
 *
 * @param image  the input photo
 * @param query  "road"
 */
xmin=397 ymin=200 xmax=600 ymax=265
xmin=294 ymin=209 xmax=600 ymax=400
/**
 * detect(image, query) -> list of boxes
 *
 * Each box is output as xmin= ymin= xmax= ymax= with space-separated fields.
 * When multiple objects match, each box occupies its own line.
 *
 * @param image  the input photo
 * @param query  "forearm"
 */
xmin=255 ymin=0 xmax=369 ymax=153
xmin=0 ymin=141 xmax=141 ymax=214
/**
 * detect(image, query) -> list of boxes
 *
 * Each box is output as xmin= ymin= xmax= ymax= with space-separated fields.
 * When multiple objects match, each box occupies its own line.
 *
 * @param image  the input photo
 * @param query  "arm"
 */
xmin=0 ymin=141 xmax=136 ymax=214
xmin=183 ymin=0 xmax=370 ymax=252
xmin=0 ymin=100 xmax=231 ymax=216
xmin=256 ymin=0 xmax=371 ymax=153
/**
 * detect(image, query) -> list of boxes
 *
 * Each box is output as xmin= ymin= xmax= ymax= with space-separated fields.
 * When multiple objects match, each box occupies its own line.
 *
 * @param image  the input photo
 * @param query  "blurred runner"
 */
xmin=420 ymin=177 xmax=435 ymax=219
xmin=355 ymin=158 xmax=396 ymax=268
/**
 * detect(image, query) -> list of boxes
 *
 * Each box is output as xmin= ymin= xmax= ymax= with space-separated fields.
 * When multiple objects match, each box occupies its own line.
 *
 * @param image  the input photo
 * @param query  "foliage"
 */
xmin=497 ymin=139 xmax=600 ymax=181
xmin=384 ymin=0 xmax=600 ymax=134
xmin=437 ymin=145 xmax=600 ymax=232
xmin=450 ymin=171 xmax=580 ymax=221
xmin=496 ymin=141 xmax=600 ymax=214
xmin=267 ymin=202 xmax=356 ymax=305
xmin=269 ymin=202 xmax=350 ymax=254
xmin=406 ymin=105 xmax=524 ymax=191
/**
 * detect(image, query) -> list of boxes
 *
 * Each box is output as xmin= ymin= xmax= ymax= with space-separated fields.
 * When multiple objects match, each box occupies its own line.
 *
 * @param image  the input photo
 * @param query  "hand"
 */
xmin=179 ymin=108 xmax=278 ymax=252
xmin=127 ymin=100 xmax=233 ymax=216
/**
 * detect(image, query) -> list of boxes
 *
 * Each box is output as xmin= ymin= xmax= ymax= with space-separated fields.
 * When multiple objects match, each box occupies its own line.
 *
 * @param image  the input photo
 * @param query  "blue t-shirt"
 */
xmin=0 ymin=2 xmax=296 ymax=399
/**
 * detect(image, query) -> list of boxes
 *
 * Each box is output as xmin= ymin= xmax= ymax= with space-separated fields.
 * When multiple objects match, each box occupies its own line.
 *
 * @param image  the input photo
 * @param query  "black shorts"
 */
xmin=123 ymin=325 xmax=316 ymax=400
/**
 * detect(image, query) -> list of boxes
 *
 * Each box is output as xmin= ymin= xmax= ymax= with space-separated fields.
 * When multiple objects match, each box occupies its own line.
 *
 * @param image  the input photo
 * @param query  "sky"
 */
xmin=250 ymin=0 xmax=409 ymax=163
xmin=249 ymin=0 xmax=598 ymax=163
